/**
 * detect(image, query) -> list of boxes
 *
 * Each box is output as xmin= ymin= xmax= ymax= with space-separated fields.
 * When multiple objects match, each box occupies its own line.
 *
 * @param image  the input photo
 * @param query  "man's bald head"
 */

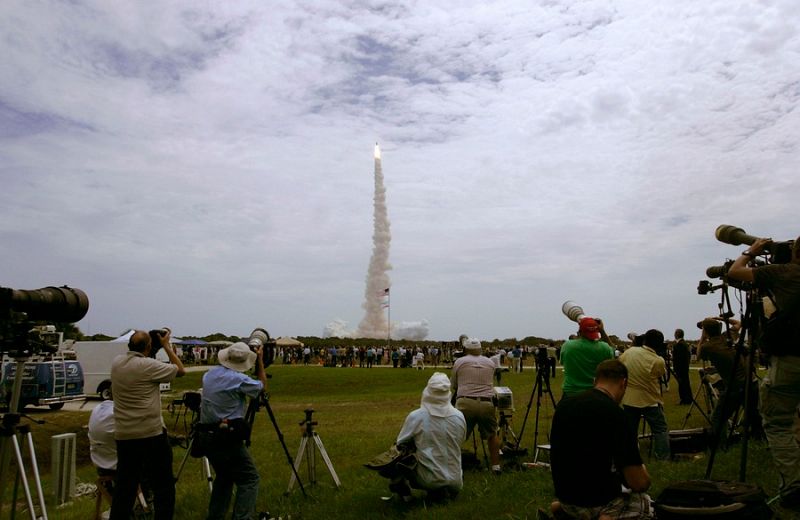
xmin=129 ymin=330 xmax=151 ymax=353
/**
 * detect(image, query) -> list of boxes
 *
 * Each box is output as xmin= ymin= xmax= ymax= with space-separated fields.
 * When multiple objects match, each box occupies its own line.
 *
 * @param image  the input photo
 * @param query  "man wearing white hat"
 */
xmin=390 ymin=372 xmax=467 ymax=501
xmin=200 ymin=342 xmax=267 ymax=520
xmin=451 ymin=338 xmax=503 ymax=474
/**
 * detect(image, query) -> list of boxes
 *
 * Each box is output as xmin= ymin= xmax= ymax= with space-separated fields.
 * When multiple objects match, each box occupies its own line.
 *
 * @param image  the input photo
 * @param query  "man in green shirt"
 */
xmin=560 ymin=317 xmax=615 ymax=399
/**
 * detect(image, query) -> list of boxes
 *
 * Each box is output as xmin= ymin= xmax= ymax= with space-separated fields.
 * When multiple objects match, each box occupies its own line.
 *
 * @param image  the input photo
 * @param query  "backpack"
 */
xmin=655 ymin=480 xmax=772 ymax=519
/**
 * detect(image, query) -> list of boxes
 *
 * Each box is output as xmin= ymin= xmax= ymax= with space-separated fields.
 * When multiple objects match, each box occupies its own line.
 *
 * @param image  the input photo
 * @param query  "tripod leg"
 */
xmin=287 ymin=436 xmax=308 ymax=493
xmin=202 ymin=457 xmax=214 ymax=493
xmin=312 ymin=434 xmax=341 ymax=488
xmin=11 ymin=434 xmax=38 ymax=520
xmin=305 ymin=433 xmax=317 ymax=484
xmin=23 ymin=431 xmax=47 ymax=520
xmin=174 ymin=437 xmax=193 ymax=484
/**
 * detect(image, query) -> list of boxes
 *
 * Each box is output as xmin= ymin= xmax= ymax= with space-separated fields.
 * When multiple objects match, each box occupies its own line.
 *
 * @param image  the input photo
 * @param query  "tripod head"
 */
xmin=299 ymin=408 xmax=318 ymax=435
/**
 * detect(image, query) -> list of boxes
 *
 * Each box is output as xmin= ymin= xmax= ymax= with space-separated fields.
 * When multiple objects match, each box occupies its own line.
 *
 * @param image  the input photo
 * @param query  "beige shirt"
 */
xmin=451 ymin=354 xmax=496 ymax=399
xmin=111 ymin=351 xmax=178 ymax=440
xmin=619 ymin=346 xmax=665 ymax=408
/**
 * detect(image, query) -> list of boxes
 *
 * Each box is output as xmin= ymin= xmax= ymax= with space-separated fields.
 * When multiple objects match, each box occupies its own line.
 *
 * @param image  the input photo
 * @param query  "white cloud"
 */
xmin=1 ymin=0 xmax=798 ymax=341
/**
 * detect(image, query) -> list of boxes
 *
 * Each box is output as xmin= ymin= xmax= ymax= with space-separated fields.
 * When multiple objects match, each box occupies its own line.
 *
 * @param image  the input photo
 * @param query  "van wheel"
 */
xmin=49 ymin=403 xmax=65 ymax=410
xmin=99 ymin=382 xmax=112 ymax=401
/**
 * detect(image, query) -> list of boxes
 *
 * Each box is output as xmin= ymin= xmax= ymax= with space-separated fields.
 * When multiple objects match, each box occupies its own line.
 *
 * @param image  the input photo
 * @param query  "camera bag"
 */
xmin=655 ymin=480 xmax=772 ymax=519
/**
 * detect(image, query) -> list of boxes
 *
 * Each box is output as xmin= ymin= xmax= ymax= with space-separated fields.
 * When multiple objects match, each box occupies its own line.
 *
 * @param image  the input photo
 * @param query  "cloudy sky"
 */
xmin=2 ymin=1 xmax=798 ymax=342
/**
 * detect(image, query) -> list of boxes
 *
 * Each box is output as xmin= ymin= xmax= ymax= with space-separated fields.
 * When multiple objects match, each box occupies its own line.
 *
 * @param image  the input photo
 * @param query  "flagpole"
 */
xmin=386 ymin=288 xmax=391 ymax=351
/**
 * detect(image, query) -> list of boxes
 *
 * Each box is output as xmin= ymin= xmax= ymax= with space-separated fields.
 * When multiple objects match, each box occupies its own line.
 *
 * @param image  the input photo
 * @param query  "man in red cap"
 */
xmin=560 ymin=317 xmax=615 ymax=399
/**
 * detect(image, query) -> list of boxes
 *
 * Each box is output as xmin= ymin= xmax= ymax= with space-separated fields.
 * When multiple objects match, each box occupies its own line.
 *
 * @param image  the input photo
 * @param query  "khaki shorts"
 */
xmin=456 ymin=397 xmax=498 ymax=438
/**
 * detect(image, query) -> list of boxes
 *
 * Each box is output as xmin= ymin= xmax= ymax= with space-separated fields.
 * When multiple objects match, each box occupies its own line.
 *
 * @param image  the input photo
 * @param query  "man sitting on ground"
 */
xmin=550 ymin=359 xmax=653 ymax=519
xmin=387 ymin=372 xmax=467 ymax=501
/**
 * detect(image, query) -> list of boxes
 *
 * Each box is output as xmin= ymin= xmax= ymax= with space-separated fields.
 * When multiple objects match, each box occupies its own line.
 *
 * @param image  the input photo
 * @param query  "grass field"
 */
xmin=4 ymin=363 xmax=792 ymax=519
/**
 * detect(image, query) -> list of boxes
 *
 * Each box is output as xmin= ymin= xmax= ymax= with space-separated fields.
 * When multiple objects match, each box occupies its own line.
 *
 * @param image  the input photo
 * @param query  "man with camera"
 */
xmin=728 ymin=236 xmax=800 ymax=510
xmin=560 ymin=317 xmax=615 ymax=399
xmin=450 ymin=338 xmax=502 ymax=474
xmin=199 ymin=341 xmax=267 ymax=520
xmin=618 ymin=329 xmax=670 ymax=460
xmin=550 ymin=359 xmax=652 ymax=519
xmin=110 ymin=329 xmax=185 ymax=520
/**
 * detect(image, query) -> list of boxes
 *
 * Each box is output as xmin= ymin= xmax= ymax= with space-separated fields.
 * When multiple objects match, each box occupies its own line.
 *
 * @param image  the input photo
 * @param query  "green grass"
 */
xmin=7 ymin=364 xmax=790 ymax=519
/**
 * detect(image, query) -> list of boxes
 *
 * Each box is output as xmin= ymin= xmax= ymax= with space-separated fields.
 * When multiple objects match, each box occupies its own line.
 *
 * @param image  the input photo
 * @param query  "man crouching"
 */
xmin=388 ymin=372 xmax=467 ymax=502
xmin=550 ymin=359 xmax=653 ymax=519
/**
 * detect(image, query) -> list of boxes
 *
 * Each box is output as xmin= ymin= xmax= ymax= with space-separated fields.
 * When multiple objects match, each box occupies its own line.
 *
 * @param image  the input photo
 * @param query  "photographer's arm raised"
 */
xmin=255 ymin=346 xmax=267 ymax=389
xmin=728 ymin=238 xmax=771 ymax=282
xmin=160 ymin=331 xmax=185 ymax=377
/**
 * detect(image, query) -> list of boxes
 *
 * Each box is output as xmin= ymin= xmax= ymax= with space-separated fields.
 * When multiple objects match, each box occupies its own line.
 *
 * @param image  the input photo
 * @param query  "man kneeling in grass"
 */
xmin=387 ymin=372 xmax=467 ymax=502
xmin=549 ymin=359 xmax=653 ymax=519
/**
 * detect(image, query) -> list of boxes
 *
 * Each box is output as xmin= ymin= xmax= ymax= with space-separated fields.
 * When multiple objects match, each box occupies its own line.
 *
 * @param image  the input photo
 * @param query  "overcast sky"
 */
xmin=2 ymin=1 xmax=798 ymax=342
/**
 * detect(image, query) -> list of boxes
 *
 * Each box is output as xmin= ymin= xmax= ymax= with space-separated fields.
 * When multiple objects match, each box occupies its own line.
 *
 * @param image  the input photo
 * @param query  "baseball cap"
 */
xmin=579 ymin=317 xmax=601 ymax=341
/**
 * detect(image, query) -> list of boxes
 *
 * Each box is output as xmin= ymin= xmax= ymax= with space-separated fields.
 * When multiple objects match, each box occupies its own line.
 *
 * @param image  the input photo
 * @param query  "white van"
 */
xmin=70 ymin=341 xmax=172 ymax=399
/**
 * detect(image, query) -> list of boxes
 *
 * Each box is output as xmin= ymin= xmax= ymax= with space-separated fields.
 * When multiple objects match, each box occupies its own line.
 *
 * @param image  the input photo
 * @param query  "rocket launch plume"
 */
xmin=356 ymin=143 xmax=392 ymax=338
xmin=322 ymin=144 xmax=430 ymax=340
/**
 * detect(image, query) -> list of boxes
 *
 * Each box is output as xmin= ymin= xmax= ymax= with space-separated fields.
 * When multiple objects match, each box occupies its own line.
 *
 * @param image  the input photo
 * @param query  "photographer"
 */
xmin=560 ymin=317 xmax=615 ymax=399
xmin=618 ymin=329 xmax=670 ymax=460
xmin=199 ymin=342 xmax=267 ymax=520
xmin=728 ymin=236 xmax=800 ymax=510
xmin=110 ymin=329 xmax=185 ymax=520
xmin=696 ymin=318 xmax=763 ymax=446
xmin=450 ymin=338 xmax=502 ymax=475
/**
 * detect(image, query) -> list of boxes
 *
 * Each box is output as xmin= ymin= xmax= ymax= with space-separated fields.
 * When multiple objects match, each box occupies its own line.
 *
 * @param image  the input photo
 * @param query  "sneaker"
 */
xmin=491 ymin=464 xmax=502 ymax=475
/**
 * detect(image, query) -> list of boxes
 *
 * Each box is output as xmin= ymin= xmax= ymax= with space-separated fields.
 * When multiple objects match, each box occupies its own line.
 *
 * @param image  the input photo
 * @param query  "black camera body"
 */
xmin=148 ymin=328 xmax=170 ymax=358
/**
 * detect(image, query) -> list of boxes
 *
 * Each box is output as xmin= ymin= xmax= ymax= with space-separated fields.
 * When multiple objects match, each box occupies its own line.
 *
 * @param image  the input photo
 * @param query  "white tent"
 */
xmin=275 ymin=337 xmax=304 ymax=347
xmin=111 ymin=329 xmax=135 ymax=343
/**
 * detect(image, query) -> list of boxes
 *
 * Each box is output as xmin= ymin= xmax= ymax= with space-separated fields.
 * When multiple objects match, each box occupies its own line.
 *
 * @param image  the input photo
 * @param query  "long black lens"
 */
xmin=715 ymin=225 xmax=760 ymax=246
xmin=2 ymin=286 xmax=89 ymax=322
xmin=706 ymin=265 xmax=729 ymax=279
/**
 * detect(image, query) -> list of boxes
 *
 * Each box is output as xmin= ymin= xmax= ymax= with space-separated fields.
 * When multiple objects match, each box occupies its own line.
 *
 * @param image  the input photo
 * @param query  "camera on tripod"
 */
xmin=0 ymin=286 xmax=89 ymax=357
xmin=246 ymin=328 xmax=276 ymax=367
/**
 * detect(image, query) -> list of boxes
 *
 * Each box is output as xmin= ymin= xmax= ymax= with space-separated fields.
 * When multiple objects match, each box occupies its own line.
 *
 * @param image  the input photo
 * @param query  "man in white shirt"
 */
xmin=390 ymin=372 xmax=466 ymax=501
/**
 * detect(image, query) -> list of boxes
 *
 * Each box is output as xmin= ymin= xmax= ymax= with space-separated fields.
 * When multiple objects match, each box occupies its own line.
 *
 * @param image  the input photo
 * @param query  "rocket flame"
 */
xmin=374 ymin=142 xmax=381 ymax=159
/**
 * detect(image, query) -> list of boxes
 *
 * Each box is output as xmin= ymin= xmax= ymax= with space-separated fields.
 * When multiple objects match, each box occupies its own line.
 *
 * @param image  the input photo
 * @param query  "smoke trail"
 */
xmin=356 ymin=143 xmax=392 ymax=338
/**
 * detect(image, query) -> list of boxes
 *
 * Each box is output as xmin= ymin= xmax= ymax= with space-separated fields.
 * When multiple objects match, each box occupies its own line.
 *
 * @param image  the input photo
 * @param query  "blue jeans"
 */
xmin=624 ymin=405 xmax=670 ymax=460
xmin=111 ymin=432 xmax=175 ymax=520
xmin=761 ymin=355 xmax=800 ymax=492
xmin=206 ymin=441 xmax=260 ymax=520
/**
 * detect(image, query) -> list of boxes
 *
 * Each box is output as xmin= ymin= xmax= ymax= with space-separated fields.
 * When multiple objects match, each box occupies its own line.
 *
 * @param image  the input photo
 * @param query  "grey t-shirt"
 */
xmin=111 ymin=351 xmax=178 ymax=440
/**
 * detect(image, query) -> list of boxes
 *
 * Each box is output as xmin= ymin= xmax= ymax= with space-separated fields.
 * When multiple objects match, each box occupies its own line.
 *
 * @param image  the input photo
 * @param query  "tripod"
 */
xmin=679 ymin=367 xmax=717 ymax=429
xmin=243 ymin=391 xmax=306 ymax=497
xmin=173 ymin=392 xmax=213 ymax=492
xmin=0 ymin=356 xmax=49 ymax=520
xmin=286 ymin=409 xmax=340 ymax=493
xmin=515 ymin=358 xmax=557 ymax=455
xmin=702 ymin=280 xmax=761 ymax=481
xmin=174 ymin=427 xmax=214 ymax=493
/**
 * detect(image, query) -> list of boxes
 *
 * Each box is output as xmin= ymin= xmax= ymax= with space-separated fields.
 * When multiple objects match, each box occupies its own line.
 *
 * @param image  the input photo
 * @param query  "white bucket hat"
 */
xmin=421 ymin=372 xmax=460 ymax=418
xmin=218 ymin=342 xmax=257 ymax=372
xmin=464 ymin=338 xmax=482 ymax=354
